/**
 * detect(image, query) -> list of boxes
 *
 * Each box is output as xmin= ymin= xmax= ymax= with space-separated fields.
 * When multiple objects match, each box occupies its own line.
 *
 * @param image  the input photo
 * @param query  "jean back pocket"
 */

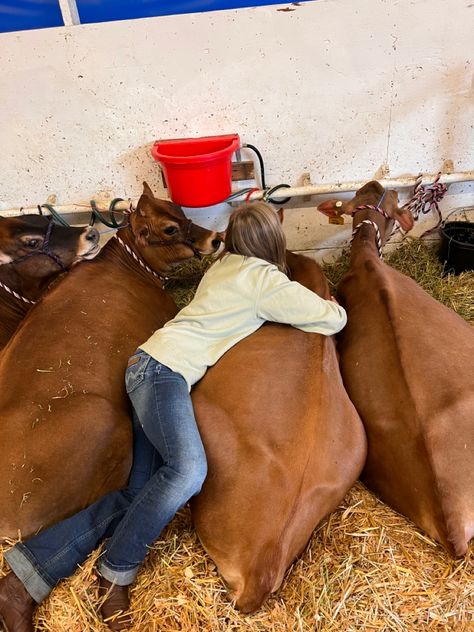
xmin=125 ymin=350 xmax=152 ymax=394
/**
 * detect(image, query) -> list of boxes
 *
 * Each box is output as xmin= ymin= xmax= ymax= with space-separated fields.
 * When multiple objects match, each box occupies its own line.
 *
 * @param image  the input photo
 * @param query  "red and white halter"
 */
xmin=0 ymin=281 xmax=35 ymax=305
xmin=349 ymin=193 xmax=388 ymax=260
xmin=350 ymin=219 xmax=383 ymax=260
xmin=114 ymin=235 xmax=167 ymax=286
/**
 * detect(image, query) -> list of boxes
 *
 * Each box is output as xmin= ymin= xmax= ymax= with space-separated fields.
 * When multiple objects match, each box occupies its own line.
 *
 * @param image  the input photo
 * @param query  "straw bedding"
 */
xmin=1 ymin=240 xmax=473 ymax=631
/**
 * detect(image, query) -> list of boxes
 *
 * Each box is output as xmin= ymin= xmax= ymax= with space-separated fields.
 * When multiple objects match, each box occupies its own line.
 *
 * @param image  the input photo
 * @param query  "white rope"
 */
xmin=114 ymin=236 xmax=167 ymax=285
xmin=351 ymin=220 xmax=383 ymax=260
xmin=0 ymin=281 xmax=36 ymax=305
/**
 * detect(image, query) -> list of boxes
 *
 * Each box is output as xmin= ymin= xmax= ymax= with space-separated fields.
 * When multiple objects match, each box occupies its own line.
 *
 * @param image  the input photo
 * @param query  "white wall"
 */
xmin=0 ymin=0 xmax=473 ymax=256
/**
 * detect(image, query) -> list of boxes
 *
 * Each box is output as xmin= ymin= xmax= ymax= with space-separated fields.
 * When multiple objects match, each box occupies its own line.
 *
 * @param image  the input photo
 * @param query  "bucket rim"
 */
xmin=152 ymin=134 xmax=240 ymax=165
xmin=440 ymin=220 xmax=474 ymax=248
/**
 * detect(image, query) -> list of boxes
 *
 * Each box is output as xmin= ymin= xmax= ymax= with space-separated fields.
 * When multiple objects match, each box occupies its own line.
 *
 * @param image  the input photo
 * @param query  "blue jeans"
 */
xmin=5 ymin=351 xmax=207 ymax=602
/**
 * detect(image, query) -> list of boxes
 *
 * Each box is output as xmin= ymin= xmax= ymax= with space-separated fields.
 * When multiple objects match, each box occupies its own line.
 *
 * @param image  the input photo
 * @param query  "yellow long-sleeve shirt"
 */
xmin=140 ymin=253 xmax=347 ymax=390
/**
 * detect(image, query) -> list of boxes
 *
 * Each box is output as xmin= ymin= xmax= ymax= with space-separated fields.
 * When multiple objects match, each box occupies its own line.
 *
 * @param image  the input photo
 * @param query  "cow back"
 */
xmin=191 ymin=254 xmax=366 ymax=612
xmin=0 ymin=254 xmax=178 ymax=540
xmin=337 ymin=259 xmax=474 ymax=556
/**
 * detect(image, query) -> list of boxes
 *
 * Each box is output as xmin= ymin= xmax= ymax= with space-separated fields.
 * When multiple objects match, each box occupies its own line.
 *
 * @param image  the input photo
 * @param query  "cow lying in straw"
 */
xmin=0 ymin=184 xmax=221 ymax=541
xmin=191 ymin=248 xmax=367 ymax=612
xmin=318 ymin=180 xmax=474 ymax=556
xmin=0 ymin=215 xmax=99 ymax=351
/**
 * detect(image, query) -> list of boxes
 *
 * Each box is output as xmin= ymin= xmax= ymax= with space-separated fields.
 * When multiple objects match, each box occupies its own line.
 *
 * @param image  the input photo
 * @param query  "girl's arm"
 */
xmin=256 ymin=269 xmax=347 ymax=335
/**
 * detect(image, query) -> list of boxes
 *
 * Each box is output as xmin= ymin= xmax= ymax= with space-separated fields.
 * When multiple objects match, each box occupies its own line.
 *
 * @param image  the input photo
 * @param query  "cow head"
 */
xmin=317 ymin=181 xmax=414 ymax=235
xmin=129 ymin=182 xmax=222 ymax=271
xmin=0 ymin=215 xmax=100 ymax=276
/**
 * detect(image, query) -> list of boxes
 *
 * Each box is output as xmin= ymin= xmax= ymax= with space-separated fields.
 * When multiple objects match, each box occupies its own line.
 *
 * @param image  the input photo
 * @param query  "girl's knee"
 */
xmin=184 ymin=455 xmax=207 ymax=496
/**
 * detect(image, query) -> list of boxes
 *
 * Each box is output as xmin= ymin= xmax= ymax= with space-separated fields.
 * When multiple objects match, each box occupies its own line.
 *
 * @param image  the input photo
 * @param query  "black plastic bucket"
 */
xmin=439 ymin=221 xmax=474 ymax=275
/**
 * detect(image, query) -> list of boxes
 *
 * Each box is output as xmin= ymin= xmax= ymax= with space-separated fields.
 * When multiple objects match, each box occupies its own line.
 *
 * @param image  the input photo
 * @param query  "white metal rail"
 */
xmin=1 ymin=170 xmax=473 ymax=219
xmin=243 ymin=170 xmax=474 ymax=201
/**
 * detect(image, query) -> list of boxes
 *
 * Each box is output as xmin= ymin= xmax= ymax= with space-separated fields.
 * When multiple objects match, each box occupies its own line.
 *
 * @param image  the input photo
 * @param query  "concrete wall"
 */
xmin=0 ymin=0 xmax=473 ymax=256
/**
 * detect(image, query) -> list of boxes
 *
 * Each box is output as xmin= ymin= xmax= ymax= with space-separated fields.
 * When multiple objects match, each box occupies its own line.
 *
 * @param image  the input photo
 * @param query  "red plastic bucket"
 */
xmin=151 ymin=134 xmax=240 ymax=207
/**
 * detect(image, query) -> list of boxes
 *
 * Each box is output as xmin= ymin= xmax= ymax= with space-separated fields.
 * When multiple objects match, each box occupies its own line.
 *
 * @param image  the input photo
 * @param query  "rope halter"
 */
xmin=351 ymin=219 xmax=384 ymax=260
xmin=8 ymin=218 xmax=68 ymax=272
xmin=353 ymin=204 xmax=390 ymax=220
xmin=114 ymin=235 xmax=167 ymax=286
xmin=402 ymin=172 xmax=447 ymax=237
xmin=0 ymin=280 xmax=36 ymax=305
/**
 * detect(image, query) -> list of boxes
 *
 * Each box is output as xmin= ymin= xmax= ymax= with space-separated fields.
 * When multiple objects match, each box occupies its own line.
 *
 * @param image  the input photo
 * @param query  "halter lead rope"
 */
xmin=114 ymin=235 xmax=167 ymax=286
xmin=351 ymin=219 xmax=383 ymax=260
xmin=352 ymin=191 xmax=392 ymax=249
xmin=0 ymin=281 xmax=36 ymax=305
xmin=402 ymin=172 xmax=447 ymax=237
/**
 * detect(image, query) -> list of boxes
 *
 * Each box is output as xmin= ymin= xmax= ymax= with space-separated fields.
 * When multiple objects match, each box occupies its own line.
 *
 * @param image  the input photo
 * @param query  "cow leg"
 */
xmin=4 ymin=414 xmax=159 ymax=602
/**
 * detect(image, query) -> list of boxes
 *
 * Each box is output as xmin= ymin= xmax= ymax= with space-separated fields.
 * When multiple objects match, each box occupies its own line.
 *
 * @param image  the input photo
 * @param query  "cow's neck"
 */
xmin=286 ymin=250 xmax=330 ymax=298
xmin=0 ymin=294 xmax=30 ymax=351
xmin=103 ymin=228 xmax=167 ymax=288
xmin=349 ymin=210 xmax=387 ymax=266
xmin=0 ymin=264 xmax=49 ymax=302
xmin=0 ymin=267 xmax=43 ymax=350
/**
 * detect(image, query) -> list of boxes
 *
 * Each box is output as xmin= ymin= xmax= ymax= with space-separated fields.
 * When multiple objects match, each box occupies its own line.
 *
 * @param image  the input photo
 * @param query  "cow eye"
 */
xmin=26 ymin=239 xmax=40 ymax=249
xmin=164 ymin=226 xmax=178 ymax=236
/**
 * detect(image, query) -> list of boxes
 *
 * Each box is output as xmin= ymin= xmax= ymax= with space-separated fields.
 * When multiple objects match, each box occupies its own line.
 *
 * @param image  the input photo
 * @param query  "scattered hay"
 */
xmin=322 ymin=239 xmax=474 ymax=324
xmin=386 ymin=240 xmax=473 ymax=324
xmin=165 ymin=257 xmax=214 ymax=309
xmin=1 ymin=240 xmax=473 ymax=631
xmin=3 ymin=488 xmax=472 ymax=631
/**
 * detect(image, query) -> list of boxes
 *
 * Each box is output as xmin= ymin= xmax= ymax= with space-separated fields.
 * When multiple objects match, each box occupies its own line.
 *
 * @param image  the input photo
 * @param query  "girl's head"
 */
xmin=224 ymin=202 xmax=287 ymax=272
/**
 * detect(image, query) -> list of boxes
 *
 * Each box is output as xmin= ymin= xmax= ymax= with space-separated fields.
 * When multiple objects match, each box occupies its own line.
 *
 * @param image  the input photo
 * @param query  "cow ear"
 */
xmin=277 ymin=208 xmax=284 ymax=224
xmin=142 ymin=182 xmax=154 ymax=198
xmin=137 ymin=225 xmax=150 ymax=246
xmin=135 ymin=182 xmax=155 ymax=217
xmin=395 ymin=208 xmax=415 ymax=232
xmin=136 ymin=190 xmax=156 ymax=217
xmin=317 ymin=199 xmax=345 ymax=217
xmin=383 ymin=190 xmax=414 ymax=232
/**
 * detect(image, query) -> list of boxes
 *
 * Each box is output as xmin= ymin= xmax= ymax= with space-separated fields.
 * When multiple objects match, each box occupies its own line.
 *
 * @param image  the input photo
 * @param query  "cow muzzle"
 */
xmin=78 ymin=227 xmax=101 ymax=259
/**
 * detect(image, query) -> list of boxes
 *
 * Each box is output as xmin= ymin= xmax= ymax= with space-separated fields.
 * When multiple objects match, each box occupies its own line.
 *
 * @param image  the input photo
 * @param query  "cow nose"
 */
xmin=85 ymin=227 xmax=100 ymax=244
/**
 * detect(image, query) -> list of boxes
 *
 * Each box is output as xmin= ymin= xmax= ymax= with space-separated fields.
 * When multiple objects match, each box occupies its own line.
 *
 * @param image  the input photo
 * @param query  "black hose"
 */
xmin=242 ymin=143 xmax=266 ymax=189
xmin=242 ymin=144 xmax=292 ymax=205
xmin=264 ymin=184 xmax=292 ymax=205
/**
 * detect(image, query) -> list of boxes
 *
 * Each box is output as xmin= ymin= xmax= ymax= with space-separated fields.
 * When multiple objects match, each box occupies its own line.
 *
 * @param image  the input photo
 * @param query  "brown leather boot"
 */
xmin=0 ymin=572 xmax=35 ymax=632
xmin=98 ymin=576 xmax=131 ymax=631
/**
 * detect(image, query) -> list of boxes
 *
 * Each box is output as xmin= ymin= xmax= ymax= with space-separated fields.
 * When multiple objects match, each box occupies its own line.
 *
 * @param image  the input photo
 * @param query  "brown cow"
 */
xmin=0 ymin=183 xmax=221 ymax=541
xmin=0 ymin=215 xmax=99 ymax=351
xmin=191 ymin=249 xmax=367 ymax=612
xmin=318 ymin=180 xmax=474 ymax=556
